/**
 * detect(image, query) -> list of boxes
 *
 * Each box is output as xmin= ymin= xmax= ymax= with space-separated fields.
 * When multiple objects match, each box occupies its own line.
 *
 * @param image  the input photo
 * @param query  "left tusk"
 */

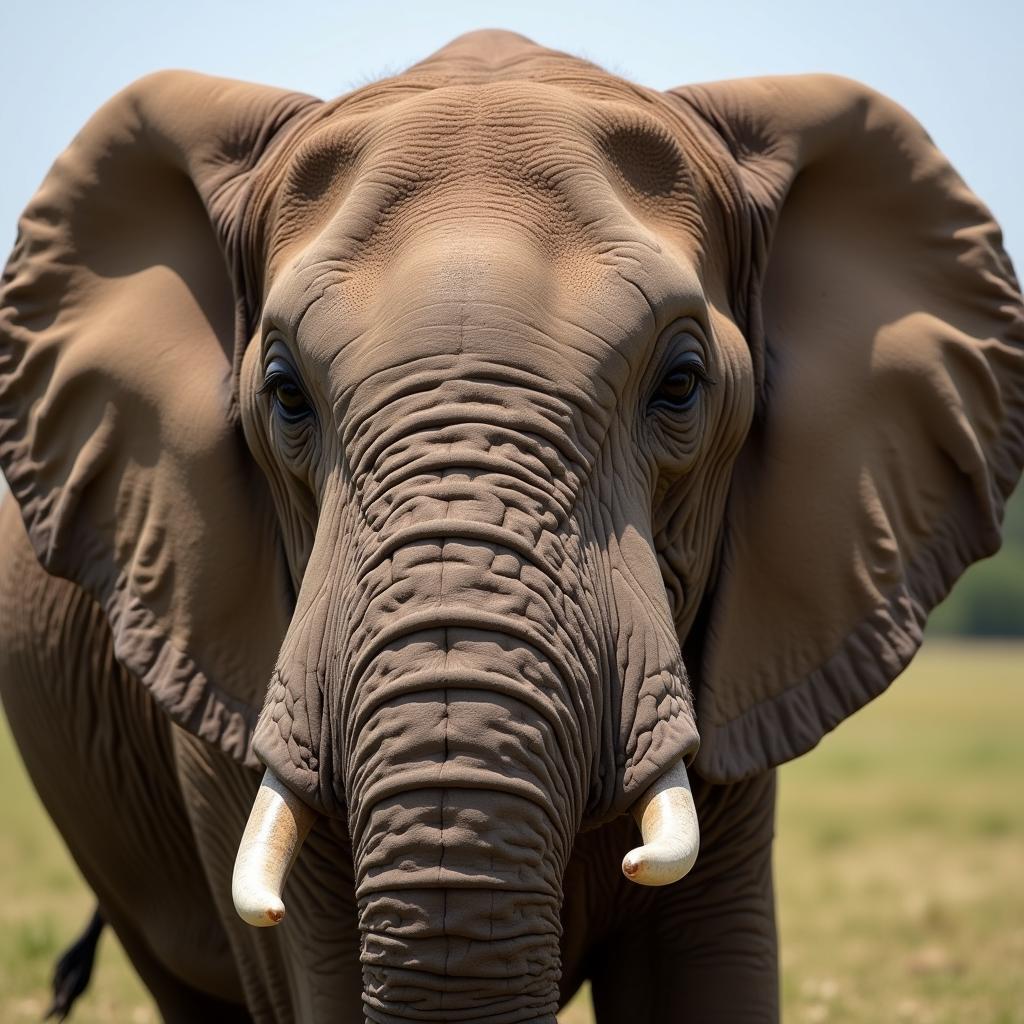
xmin=621 ymin=759 xmax=700 ymax=886
xmin=232 ymin=769 xmax=317 ymax=927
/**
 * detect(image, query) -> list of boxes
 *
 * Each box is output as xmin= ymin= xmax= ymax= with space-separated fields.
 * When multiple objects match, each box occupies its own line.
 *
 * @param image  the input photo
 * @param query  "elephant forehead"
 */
xmin=261 ymin=81 xmax=708 ymax=278
xmin=265 ymin=214 xmax=706 ymax=399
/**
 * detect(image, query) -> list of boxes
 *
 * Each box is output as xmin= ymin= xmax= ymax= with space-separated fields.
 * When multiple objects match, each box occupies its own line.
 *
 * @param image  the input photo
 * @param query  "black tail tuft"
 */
xmin=43 ymin=908 xmax=104 ymax=1022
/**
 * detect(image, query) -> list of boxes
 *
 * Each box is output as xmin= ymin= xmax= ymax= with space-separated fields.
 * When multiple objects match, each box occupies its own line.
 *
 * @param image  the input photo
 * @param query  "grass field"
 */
xmin=1 ymin=641 xmax=1021 ymax=1022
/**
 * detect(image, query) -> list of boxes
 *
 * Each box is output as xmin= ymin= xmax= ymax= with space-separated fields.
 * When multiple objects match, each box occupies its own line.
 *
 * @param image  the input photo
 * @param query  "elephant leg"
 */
xmin=100 ymin=903 xmax=254 ymax=1024
xmin=0 ymin=502 xmax=247 ymax=1017
xmin=589 ymin=770 xmax=779 ymax=1024
xmin=41 ymin=908 xmax=248 ymax=1024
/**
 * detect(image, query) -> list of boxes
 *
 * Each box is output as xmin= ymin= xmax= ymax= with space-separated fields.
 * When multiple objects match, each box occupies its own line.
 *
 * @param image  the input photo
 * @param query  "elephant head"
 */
xmin=2 ymin=30 xmax=1021 ymax=1021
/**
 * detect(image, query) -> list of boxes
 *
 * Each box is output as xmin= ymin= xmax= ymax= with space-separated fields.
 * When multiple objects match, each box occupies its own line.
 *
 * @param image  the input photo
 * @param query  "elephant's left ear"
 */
xmin=667 ymin=75 xmax=1024 ymax=782
xmin=0 ymin=72 xmax=320 ymax=765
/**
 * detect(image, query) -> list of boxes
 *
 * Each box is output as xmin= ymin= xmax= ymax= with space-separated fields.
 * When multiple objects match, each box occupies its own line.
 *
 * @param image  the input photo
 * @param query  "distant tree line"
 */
xmin=929 ymin=484 xmax=1024 ymax=637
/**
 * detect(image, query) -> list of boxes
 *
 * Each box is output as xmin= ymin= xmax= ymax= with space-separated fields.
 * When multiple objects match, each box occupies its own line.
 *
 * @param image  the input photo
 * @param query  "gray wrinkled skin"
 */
xmin=241 ymin=89 xmax=734 ymax=1017
xmin=1 ymin=27 xmax=1021 ymax=1024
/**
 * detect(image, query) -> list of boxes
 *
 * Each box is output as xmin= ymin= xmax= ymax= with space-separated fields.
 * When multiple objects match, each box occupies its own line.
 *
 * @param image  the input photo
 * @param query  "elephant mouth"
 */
xmin=230 ymin=758 xmax=700 ymax=927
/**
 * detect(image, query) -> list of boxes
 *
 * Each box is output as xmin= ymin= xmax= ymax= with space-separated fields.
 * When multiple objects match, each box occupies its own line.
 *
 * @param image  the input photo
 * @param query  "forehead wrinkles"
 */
xmin=268 ymin=227 xmax=703 ymax=436
xmin=264 ymin=81 xmax=706 ymax=279
xmin=287 ymin=228 xmax=694 ymax=450
xmin=260 ymin=83 xmax=713 ymax=389
xmin=283 ymin=221 xmax=659 ymax=365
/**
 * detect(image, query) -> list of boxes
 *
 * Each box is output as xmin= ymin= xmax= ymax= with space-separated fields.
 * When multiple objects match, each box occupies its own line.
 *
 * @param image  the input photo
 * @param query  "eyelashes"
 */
xmin=644 ymin=328 xmax=718 ymax=476
xmin=648 ymin=340 xmax=715 ymax=417
xmin=259 ymin=358 xmax=315 ymax=424
xmin=649 ymin=353 xmax=714 ymax=414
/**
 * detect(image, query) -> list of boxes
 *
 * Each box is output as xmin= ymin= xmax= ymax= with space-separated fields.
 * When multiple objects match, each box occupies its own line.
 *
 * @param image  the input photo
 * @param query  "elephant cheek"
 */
xmin=600 ymin=521 xmax=701 ymax=813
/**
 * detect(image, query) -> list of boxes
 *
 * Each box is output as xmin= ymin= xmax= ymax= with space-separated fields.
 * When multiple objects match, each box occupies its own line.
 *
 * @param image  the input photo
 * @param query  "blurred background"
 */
xmin=1 ymin=2 xmax=1021 ymax=1022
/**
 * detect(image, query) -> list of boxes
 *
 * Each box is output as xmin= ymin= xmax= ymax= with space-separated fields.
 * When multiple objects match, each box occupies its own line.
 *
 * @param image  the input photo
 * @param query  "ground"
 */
xmin=1 ymin=642 xmax=1021 ymax=1023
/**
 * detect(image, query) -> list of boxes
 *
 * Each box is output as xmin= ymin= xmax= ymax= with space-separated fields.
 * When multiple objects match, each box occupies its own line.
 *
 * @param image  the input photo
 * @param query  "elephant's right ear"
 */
xmin=0 ymin=72 xmax=320 ymax=764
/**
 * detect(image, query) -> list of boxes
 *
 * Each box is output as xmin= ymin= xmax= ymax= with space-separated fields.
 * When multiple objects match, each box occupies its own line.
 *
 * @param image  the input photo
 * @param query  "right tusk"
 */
xmin=621 ymin=759 xmax=700 ymax=886
xmin=232 ymin=769 xmax=317 ymax=927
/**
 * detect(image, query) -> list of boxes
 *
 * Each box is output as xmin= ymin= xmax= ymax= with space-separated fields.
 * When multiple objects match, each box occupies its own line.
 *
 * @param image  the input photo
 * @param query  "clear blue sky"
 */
xmin=2 ymin=0 xmax=1021 ymax=266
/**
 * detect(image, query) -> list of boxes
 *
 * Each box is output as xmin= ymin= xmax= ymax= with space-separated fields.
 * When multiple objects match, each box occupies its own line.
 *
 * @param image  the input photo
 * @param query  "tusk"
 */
xmin=621 ymin=759 xmax=700 ymax=886
xmin=232 ymin=769 xmax=317 ymax=927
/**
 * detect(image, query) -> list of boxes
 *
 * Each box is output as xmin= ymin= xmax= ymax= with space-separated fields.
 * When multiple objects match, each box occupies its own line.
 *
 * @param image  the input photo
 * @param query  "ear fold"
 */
xmin=0 ymin=72 xmax=320 ymax=763
xmin=669 ymin=75 xmax=1024 ymax=781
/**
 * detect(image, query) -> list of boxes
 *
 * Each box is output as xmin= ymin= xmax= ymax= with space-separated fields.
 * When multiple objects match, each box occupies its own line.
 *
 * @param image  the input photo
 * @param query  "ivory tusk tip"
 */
xmin=621 ymin=842 xmax=697 ymax=886
xmin=232 ymin=768 xmax=317 ymax=930
xmin=623 ymin=759 xmax=700 ymax=887
xmin=233 ymin=887 xmax=287 ymax=928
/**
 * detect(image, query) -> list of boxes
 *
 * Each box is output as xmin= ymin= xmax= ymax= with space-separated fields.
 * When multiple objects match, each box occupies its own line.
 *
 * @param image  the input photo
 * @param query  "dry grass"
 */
xmin=773 ymin=641 xmax=1024 ymax=1024
xmin=2 ymin=641 xmax=1021 ymax=1022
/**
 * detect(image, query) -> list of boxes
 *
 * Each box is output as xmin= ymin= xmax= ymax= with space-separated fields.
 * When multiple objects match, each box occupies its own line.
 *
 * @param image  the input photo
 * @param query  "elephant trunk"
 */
xmin=243 ymin=404 xmax=700 ymax=1013
xmin=346 ymin=639 xmax=574 ymax=1022
xmin=357 ymin=783 xmax=563 ymax=1022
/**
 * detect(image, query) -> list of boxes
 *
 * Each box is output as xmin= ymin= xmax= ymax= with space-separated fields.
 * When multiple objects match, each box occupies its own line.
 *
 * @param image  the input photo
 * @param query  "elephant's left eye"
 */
xmin=260 ymin=361 xmax=313 ymax=423
xmin=650 ymin=356 xmax=712 ymax=413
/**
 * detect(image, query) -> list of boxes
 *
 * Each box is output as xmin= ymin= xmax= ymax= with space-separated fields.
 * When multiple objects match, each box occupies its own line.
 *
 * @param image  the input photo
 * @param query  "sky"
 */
xmin=2 ymin=0 xmax=1022 ymax=265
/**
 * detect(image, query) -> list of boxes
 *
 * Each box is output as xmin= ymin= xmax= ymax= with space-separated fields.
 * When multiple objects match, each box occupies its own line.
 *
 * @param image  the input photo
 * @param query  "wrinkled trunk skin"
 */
xmin=256 ymin=423 xmax=597 ymax=1018
xmin=342 ymin=589 xmax=576 ymax=1017
xmin=358 ymin=782 xmax=563 ymax=1022
xmin=345 ymin=540 xmax=581 ymax=1022
xmin=252 ymin=317 xmax=697 ymax=1014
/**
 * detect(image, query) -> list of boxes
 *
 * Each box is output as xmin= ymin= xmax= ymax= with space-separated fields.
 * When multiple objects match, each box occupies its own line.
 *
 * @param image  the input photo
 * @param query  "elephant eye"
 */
xmin=259 ymin=360 xmax=313 ymax=423
xmin=650 ymin=356 xmax=712 ymax=413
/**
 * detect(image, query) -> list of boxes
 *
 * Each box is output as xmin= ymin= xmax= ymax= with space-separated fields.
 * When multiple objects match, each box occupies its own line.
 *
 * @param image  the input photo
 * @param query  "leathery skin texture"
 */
xmin=0 ymin=27 xmax=1022 ymax=1024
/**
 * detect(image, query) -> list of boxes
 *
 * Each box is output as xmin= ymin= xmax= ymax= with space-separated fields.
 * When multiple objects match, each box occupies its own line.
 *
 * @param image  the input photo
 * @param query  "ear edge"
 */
xmin=694 ymin=457 xmax=1019 ymax=783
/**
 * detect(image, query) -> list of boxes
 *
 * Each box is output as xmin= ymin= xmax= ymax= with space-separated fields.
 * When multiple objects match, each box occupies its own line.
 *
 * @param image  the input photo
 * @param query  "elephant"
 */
xmin=1 ymin=27 xmax=1022 ymax=1024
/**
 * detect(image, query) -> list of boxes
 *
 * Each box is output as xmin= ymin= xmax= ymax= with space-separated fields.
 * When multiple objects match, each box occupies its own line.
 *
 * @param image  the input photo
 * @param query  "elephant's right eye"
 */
xmin=259 ymin=361 xmax=313 ymax=424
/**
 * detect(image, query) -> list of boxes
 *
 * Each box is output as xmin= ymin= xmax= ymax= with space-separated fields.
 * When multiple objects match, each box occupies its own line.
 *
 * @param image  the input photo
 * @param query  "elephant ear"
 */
xmin=670 ymin=75 xmax=1024 ymax=782
xmin=0 ymin=72 xmax=319 ymax=764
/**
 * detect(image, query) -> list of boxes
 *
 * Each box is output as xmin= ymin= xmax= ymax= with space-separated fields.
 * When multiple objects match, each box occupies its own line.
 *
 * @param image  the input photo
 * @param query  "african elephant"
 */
xmin=0 ymin=28 xmax=1021 ymax=1024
